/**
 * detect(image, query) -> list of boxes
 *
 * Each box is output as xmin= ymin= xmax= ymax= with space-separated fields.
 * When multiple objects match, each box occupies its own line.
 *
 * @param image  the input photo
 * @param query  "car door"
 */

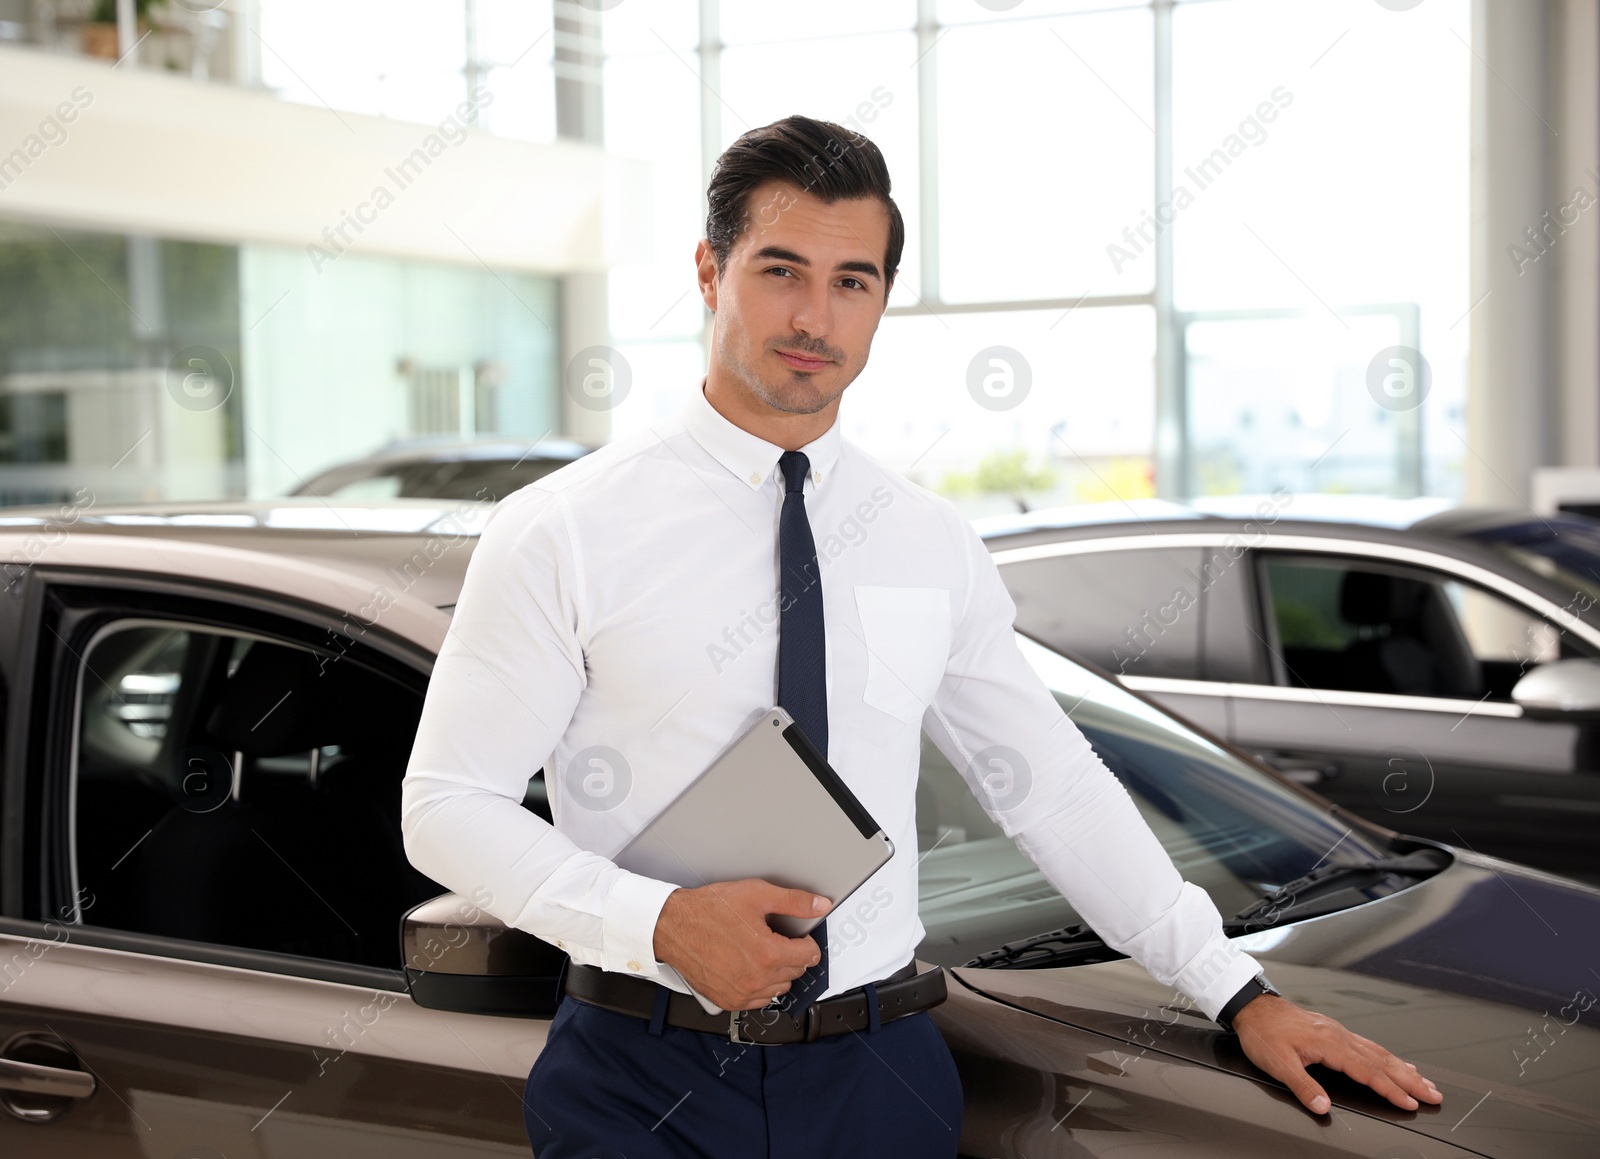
xmin=1232 ymin=547 xmax=1600 ymax=881
xmin=993 ymin=539 xmax=1263 ymax=740
xmin=0 ymin=570 xmax=544 ymax=1155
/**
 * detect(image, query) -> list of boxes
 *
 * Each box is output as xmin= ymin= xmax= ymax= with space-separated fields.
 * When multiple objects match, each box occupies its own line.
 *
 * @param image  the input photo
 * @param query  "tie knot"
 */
xmin=778 ymin=450 xmax=810 ymax=495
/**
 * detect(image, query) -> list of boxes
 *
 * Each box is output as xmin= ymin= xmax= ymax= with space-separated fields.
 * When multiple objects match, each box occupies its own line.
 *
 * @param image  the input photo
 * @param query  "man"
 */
xmin=401 ymin=115 xmax=1441 ymax=1158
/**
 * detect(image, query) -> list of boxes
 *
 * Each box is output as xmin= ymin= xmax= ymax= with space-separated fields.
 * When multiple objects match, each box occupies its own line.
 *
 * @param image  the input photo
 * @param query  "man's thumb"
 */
xmin=767 ymin=887 xmax=831 ymax=919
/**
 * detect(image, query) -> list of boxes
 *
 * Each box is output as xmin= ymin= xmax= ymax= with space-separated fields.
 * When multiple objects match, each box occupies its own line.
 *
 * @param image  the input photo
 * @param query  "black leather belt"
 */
xmin=562 ymin=959 xmax=947 ymax=1045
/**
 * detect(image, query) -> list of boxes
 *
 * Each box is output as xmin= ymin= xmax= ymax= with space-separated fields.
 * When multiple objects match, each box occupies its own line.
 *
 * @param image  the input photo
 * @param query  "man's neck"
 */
xmin=702 ymin=371 xmax=839 ymax=452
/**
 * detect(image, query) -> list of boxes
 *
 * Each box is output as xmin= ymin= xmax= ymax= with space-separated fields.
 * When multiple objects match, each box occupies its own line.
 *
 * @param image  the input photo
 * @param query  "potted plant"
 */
xmin=82 ymin=0 xmax=154 ymax=60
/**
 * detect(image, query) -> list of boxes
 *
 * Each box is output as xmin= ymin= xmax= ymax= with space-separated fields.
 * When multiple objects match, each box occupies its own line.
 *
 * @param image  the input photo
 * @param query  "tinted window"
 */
xmin=72 ymin=623 xmax=440 ymax=968
xmin=1260 ymin=554 xmax=1595 ymax=699
xmin=324 ymin=458 xmax=572 ymax=503
xmin=1002 ymin=548 xmax=1202 ymax=678
xmin=914 ymin=634 xmax=1385 ymax=966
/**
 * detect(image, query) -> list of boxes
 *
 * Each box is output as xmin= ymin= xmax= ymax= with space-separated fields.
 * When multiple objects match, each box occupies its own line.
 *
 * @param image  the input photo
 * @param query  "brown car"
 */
xmin=0 ymin=500 xmax=1593 ymax=1157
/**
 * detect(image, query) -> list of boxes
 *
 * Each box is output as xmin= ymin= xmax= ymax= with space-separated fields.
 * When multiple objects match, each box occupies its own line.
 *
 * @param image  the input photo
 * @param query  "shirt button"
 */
xmin=748 ymin=473 xmax=760 ymax=485
xmin=627 ymin=959 xmax=642 ymax=972
xmin=554 ymin=939 xmax=565 ymax=949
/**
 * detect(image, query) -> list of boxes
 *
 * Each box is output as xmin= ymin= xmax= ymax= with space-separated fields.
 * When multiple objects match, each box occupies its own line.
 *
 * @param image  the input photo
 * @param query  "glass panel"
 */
xmin=606 ymin=339 xmax=709 ymax=442
xmin=601 ymin=0 xmax=700 ymax=56
xmin=915 ymin=634 xmax=1385 ymax=964
xmin=477 ymin=0 xmax=558 ymax=144
xmin=0 ymin=223 xmax=242 ymax=506
xmin=239 ymin=244 xmax=561 ymax=495
xmin=73 ymin=623 xmax=438 ymax=967
xmin=1002 ymin=548 xmax=1204 ymax=679
xmin=937 ymin=0 xmax=1147 ymax=25
xmin=937 ymin=8 xmax=1154 ymax=302
xmin=258 ymin=0 xmax=473 ymax=126
xmin=1185 ymin=312 xmax=1419 ymax=497
xmin=722 ymin=0 xmax=914 ymax=44
xmin=846 ymin=306 xmax=1155 ymax=519
xmin=1172 ymin=0 xmax=1470 ymax=498
xmin=604 ymin=49 xmax=708 ymax=341
xmin=719 ymin=33 xmax=922 ymax=309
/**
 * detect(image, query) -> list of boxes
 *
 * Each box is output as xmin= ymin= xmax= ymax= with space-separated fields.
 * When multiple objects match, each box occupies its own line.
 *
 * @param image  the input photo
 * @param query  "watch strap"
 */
xmin=1216 ymin=975 xmax=1272 ymax=1031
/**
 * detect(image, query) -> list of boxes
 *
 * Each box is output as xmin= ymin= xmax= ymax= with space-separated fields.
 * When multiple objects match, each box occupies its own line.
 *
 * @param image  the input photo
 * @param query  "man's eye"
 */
xmin=767 ymin=267 xmax=794 ymax=278
xmin=839 ymin=278 xmax=865 ymax=291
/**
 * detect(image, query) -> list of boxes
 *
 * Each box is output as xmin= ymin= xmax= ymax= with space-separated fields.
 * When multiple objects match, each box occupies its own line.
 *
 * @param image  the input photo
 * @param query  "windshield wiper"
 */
xmin=965 ymin=849 xmax=1449 ymax=970
xmin=1231 ymin=849 xmax=1447 ymax=927
xmin=963 ymin=923 xmax=1127 ymax=970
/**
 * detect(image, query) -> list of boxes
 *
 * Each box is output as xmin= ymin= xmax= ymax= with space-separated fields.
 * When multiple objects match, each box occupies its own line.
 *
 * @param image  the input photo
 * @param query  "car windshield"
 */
xmin=319 ymin=458 xmax=572 ymax=503
xmin=1455 ymin=517 xmax=1600 ymax=606
xmin=913 ymin=633 xmax=1393 ymax=967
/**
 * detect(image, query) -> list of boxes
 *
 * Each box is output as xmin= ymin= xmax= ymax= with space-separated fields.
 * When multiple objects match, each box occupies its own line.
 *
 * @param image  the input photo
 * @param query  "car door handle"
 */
xmin=0 ymin=1056 xmax=96 ymax=1099
xmin=1259 ymin=754 xmax=1340 ymax=786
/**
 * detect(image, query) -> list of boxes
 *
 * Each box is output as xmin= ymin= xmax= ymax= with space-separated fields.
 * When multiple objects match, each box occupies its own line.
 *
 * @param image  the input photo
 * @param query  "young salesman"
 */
xmin=401 ymin=115 xmax=1442 ymax=1157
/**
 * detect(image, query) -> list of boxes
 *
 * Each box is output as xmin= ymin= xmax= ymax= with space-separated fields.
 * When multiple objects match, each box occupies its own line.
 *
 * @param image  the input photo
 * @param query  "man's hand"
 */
xmin=1234 ymin=995 xmax=1443 ymax=1115
xmin=651 ymin=879 xmax=832 ymax=1011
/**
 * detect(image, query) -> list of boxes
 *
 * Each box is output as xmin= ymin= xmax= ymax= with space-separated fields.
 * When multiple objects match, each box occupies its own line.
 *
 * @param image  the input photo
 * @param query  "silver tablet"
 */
xmin=612 ymin=706 xmax=895 ymax=940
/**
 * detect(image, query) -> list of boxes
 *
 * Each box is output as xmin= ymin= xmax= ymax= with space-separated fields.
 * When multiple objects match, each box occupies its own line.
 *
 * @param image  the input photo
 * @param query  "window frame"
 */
xmin=1 ymin=565 xmax=435 ymax=992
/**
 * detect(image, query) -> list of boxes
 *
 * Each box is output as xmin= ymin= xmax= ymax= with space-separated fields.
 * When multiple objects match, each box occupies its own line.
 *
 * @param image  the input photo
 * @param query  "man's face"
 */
xmin=697 ymin=180 xmax=894 ymax=417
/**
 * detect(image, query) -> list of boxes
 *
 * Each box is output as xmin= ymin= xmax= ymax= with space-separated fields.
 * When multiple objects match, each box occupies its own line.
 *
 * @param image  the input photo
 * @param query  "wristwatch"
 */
xmin=1216 ymin=972 xmax=1282 ymax=1032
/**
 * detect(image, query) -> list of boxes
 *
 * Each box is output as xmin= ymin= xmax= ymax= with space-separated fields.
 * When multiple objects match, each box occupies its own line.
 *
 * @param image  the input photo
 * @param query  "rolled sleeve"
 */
xmin=923 ymin=514 xmax=1259 ymax=1020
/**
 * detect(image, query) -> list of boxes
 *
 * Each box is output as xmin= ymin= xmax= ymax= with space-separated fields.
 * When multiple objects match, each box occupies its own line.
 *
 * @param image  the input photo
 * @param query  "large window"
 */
xmin=597 ymin=0 xmax=1469 ymax=510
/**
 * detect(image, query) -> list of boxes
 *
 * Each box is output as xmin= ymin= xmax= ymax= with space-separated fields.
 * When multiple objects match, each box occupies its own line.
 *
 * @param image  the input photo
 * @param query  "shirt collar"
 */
xmin=682 ymin=380 xmax=843 ymax=492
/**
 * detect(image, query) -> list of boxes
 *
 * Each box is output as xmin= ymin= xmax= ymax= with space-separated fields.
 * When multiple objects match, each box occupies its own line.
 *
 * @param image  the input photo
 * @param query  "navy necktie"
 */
xmin=776 ymin=449 xmax=828 ymax=1012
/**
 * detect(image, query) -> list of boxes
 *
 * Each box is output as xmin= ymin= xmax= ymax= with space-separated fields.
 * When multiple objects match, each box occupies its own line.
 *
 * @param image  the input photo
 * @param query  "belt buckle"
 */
xmin=728 ymin=1004 xmax=798 ymax=1046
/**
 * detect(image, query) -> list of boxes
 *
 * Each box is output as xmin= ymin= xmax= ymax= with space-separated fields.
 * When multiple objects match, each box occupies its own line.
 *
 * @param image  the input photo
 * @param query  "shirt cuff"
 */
xmin=1171 ymin=933 xmax=1264 ymax=1021
xmin=599 ymin=872 xmax=681 ymax=982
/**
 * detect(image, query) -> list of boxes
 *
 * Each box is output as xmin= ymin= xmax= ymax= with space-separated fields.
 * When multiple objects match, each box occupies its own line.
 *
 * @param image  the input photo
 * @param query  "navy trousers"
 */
xmin=521 ymin=984 xmax=964 ymax=1157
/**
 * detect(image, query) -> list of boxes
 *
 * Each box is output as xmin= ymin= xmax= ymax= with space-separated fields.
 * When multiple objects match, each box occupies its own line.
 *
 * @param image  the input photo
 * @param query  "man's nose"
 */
xmin=788 ymin=278 xmax=834 ymax=339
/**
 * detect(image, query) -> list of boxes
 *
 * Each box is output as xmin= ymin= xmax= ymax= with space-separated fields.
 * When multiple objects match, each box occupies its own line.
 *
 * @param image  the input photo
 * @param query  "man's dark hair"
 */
xmin=705 ymin=114 xmax=903 ymax=294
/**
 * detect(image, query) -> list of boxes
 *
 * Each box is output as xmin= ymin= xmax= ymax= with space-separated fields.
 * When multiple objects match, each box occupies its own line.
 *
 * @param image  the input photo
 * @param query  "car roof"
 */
xmin=973 ymin=493 xmax=1460 ymax=540
xmin=0 ymin=498 xmax=488 ymax=611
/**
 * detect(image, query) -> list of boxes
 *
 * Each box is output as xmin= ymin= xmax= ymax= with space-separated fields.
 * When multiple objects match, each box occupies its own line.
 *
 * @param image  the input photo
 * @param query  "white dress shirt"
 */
xmin=401 ymin=382 xmax=1260 ymax=1018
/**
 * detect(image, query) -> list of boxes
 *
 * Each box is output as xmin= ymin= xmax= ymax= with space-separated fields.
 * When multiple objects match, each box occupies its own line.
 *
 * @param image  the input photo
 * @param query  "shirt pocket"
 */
xmin=853 ymin=585 xmax=952 ymax=725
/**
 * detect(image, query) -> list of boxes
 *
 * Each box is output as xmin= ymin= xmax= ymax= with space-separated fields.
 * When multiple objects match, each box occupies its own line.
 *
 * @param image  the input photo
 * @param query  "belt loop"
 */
xmin=647 ymin=984 xmax=671 ymax=1037
xmin=862 ymin=981 xmax=881 ymax=1034
xmin=555 ymin=955 xmax=570 ymax=1005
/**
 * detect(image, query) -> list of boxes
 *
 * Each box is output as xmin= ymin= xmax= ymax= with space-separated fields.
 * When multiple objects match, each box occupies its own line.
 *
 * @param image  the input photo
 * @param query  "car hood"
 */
xmin=952 ymin=851 xmax=1600 ymax=1158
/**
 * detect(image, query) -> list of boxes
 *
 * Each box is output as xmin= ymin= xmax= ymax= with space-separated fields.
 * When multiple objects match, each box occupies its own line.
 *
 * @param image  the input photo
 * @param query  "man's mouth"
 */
xmin=775 ymin=350 xmax=834 ymax=372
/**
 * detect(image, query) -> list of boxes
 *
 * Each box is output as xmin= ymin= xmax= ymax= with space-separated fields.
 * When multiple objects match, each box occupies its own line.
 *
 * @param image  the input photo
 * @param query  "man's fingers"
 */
xmin=1384 ymin=1054 xmax=1442 ymax=1104
xmin=1274 ymin=1062 xmax=1331 ymax=1115
xmin=1321 ymin=1042 xmax=1439 ymax=1111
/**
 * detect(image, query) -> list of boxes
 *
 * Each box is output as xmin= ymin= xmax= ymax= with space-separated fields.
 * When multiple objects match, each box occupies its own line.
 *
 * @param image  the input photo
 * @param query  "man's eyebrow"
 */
xmin=751 ymin=245 xmax=882 ymax=282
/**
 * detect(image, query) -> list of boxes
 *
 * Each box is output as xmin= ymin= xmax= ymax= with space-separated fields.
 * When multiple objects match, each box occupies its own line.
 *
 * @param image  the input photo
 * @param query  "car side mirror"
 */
xmin=1510 ymin=658 xmax=1600 ymax=721
xmin=401 ymin=893 xmax=568 ymax=1017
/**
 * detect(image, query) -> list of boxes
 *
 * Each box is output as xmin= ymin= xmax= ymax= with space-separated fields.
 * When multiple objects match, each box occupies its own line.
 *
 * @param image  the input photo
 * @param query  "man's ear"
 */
xmin=695 ymin=239 xmax=720 ymax=313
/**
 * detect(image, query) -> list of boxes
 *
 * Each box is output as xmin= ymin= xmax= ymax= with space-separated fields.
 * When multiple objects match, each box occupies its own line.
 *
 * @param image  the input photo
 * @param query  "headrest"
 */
xmin=205 ymin=639 xmax=423 ymax=758
xmin=1339 ymin=571 xmax=1393 ymax=626
xmin=205 ymin=641 xmax=329 ymax=756
xmin=1339 ymin=570 xmax=1430 ymax=627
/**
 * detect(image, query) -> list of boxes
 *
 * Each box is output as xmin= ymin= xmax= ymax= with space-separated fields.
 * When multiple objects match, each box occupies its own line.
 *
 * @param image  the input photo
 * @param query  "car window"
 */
xmin=323 ymin=474 xmax=404 ymax=500
xmin=1001 ymin=548 xmax=1203 ymax=679
xmin=1258 ymin=554 xmax=1594 ymax=699
xmin=71 ymin=622 xmax=440 ymax=969
xmin=914 ymin=634 xmax=1387 ymax=966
